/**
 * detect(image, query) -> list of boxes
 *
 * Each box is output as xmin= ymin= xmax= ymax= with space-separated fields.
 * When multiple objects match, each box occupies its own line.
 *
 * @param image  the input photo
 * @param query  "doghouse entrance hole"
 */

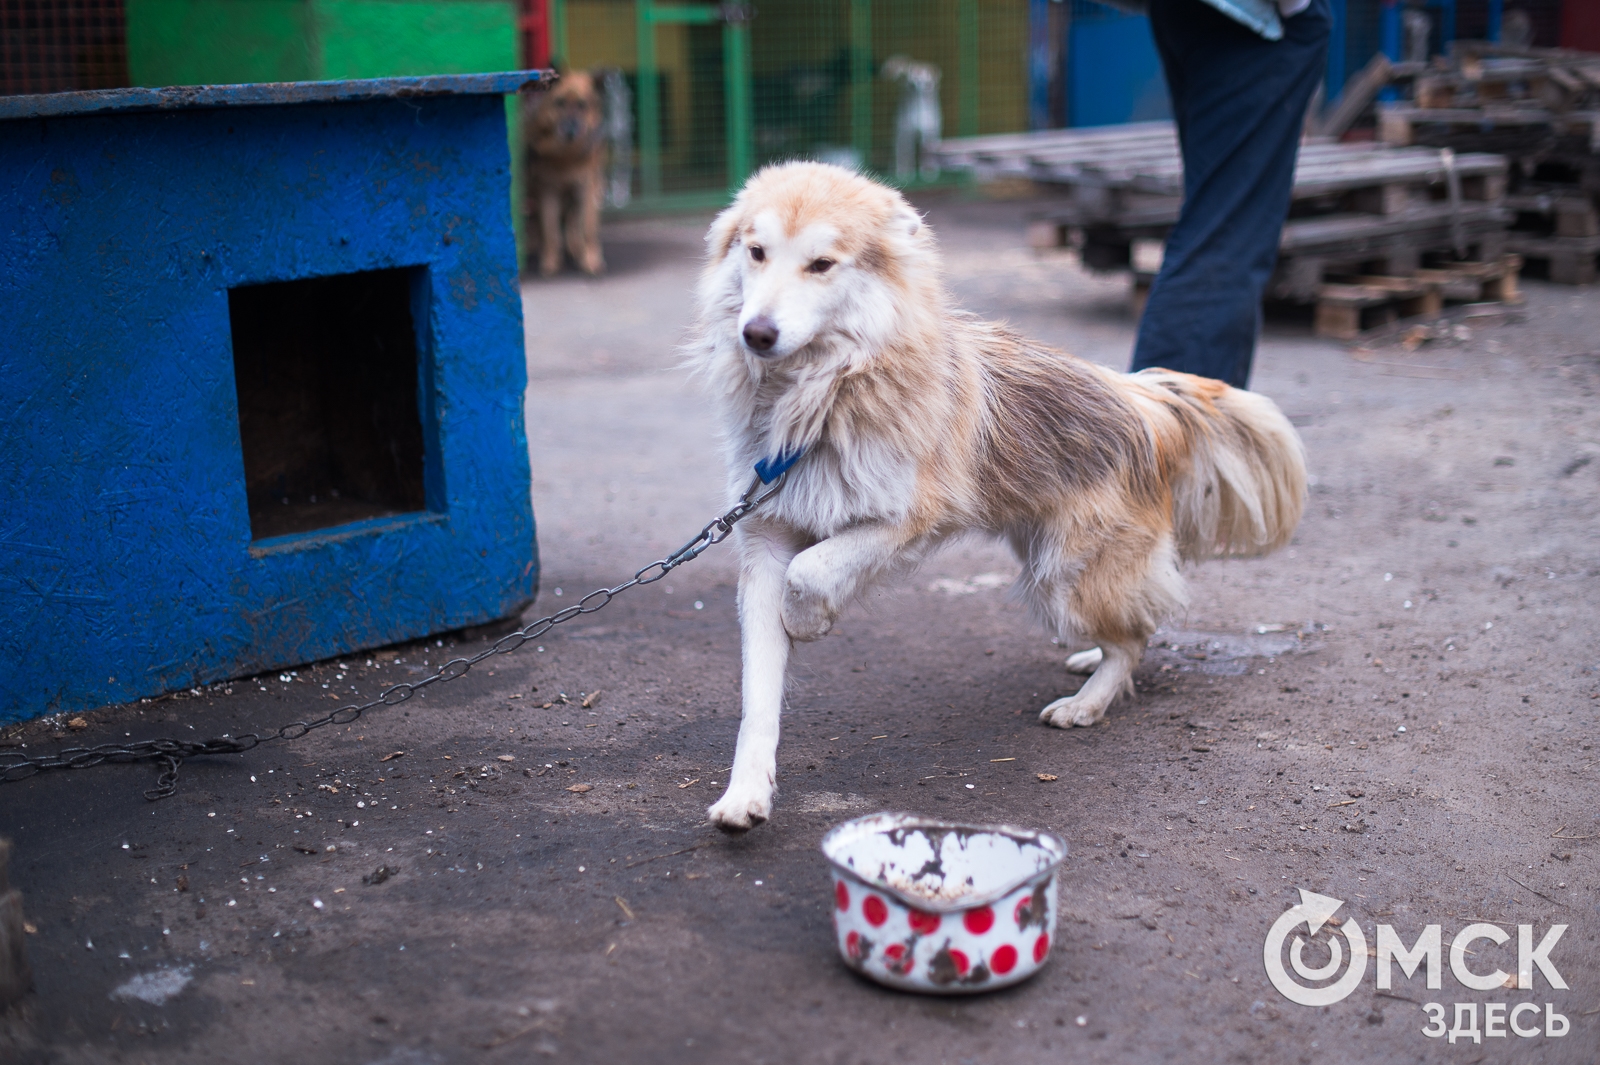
xmin=229 ymin=267 xmax=430 ymax=541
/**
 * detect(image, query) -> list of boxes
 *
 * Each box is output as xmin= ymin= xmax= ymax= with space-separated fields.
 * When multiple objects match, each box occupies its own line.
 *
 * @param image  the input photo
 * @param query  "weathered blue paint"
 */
xmin=0 ymin=71 xmax=548 ymax=120
xmin=0 ymin=75 xmax=547 ymax=722
xmin=1066 ymin=6 xmax=1171 ymax=128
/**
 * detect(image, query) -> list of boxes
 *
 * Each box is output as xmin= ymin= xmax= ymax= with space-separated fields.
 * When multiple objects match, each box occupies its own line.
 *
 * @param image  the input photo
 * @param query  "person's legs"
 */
xmin=1130 ymin=0 xmax=1330 ymax=388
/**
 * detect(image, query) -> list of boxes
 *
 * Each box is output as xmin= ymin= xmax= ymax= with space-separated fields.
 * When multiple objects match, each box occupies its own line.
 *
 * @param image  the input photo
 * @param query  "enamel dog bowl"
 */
xmin=820 ymin=813 xmax=1068 ymax=994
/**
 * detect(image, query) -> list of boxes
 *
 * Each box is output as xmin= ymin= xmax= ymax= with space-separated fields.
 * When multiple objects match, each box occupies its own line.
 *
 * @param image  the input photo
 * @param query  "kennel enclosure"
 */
xmin=0 ymin=72 xmax=545 ymax=721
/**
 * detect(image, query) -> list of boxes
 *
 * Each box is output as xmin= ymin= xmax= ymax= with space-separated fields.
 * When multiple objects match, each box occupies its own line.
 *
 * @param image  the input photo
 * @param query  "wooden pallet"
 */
xmin=1082 ymin=203 xmax=1511 ymax=306
xmin=1507 ymin=190 xmax=1600 ymax=238
xmin=1271 ymin=207 xmax=1509 ymax=297
xmin=1370 ymin=46 xmax=1600 ymax=281
xmin=1376 ymin=42 xmax=1600 ymax=147
xmin=1128 ymin=255 xmax=1521 ymax=332
xmin=1505 ymin=232 xmax=1600 ymax=284
xmin=932 ymin=123 xmax=1508 ymax=220
xmin=1414 ymin=255 xmax=1522 ymax=303
xmin=1312 ymin=255 xmax=1523 ymax=339
xmin=1378 ymin=105 xmax=1600 ymax=154
xmin=1423 ymin=47 xmax=1600 ymax=104
xmin=1315 ymin=280 xmax=1441 ymax=340
xmin=934 ymin=123 xmax=1512 ymax=309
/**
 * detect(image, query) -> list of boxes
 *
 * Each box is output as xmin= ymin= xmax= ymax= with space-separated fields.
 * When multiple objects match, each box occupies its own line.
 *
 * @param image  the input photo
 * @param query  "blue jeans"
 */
xmin=1129 ymin=0 xmax=1331 ymax=388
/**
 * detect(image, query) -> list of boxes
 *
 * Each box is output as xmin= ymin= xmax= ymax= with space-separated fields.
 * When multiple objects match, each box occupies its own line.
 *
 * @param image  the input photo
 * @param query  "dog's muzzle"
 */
xmin=742 ymin=315 xmax=780 ymax=355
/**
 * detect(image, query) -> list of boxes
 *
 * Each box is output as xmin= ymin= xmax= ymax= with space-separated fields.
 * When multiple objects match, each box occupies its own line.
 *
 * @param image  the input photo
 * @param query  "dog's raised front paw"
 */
xmin=707 ymin=787 xmax=772 ymax=833
xmin=1039 ymin=695 xmax=1108 ymax=729
xmin=780 ymin=579 xmax=838 ymax=642
xmin=1064 ymin=647 xmax=1103 ymax=675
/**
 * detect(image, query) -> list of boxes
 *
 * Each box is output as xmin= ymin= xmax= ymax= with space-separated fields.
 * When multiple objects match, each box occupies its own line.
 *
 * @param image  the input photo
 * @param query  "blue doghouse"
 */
xmin=0 ymin=73 xmax=547 ymax=722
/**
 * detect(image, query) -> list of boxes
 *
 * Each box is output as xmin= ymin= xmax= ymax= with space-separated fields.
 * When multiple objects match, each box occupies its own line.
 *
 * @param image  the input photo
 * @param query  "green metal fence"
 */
xmin=634 ymin=0 xmax=750 ymax=200
xmin=558 ymin=0 xmax=1029 ymax=210
xmin=114 ymin=0 xmax=1030 ymax=216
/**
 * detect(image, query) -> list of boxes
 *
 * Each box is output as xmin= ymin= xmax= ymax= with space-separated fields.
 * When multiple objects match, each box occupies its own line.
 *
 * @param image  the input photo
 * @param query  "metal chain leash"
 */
xmin=0 ymin=473 xmax=786 ymax=800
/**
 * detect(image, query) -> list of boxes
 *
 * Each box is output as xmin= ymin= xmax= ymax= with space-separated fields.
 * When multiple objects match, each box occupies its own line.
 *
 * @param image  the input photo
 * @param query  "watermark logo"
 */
xmin=1263 ymin=888 xmax=1576 ymax=1043
xmin=1263 ymin=888 xmax=1367 ymax=1006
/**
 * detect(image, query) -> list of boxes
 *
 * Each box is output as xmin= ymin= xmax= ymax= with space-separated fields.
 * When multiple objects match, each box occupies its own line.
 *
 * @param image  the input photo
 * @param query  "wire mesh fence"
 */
xmin=561 ymin=0 xmax=1031 ymax=206
xmin=0 ymin=0 xmax=129 ymax=95
xmin=0 ymin=0 xmax=1034 ymax=230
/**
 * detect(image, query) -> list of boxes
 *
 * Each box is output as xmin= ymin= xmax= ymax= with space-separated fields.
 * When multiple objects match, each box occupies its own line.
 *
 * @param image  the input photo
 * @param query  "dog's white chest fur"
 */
xmin=746 ymin=437 xmax=918 ymax=540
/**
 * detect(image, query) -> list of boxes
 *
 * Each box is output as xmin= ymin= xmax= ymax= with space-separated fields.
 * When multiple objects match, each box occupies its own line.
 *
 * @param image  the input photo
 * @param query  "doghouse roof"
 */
xmin=0 ymin=71 xmax=552 ymax=121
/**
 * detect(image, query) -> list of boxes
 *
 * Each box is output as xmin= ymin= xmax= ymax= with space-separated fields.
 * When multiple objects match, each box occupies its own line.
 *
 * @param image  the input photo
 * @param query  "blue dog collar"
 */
xmin=753 ymin=448 xmax=804 ymax=484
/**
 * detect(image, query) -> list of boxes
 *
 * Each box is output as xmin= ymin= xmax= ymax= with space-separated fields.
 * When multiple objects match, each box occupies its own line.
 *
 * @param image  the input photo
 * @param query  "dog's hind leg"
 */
xmin=708 ymin=527 xmax=798 ymax=832
xmin=1040 ymin=638 xmax=1140 ymax=727
xmin=1035 ymin=527 xmax=1184 ymax=728
xmin=1064 ymin=647 xmax=1103 ymax=674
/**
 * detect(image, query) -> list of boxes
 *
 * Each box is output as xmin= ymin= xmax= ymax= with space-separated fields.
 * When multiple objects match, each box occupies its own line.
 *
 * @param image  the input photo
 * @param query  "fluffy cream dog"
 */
xmin=692 ymin=162 xmax=1306 ymax=831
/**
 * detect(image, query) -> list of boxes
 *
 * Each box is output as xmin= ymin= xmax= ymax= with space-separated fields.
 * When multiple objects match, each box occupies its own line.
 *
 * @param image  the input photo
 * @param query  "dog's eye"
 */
xmin=749 ymin=245 xmax=765 ymax=262
xmin=807 ymin=258 xmax=835 ymax=274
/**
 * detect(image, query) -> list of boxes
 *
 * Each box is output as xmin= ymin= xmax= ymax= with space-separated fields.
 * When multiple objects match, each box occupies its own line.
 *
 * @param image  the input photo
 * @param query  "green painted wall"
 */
xmin=126 ymin=0 xmax=530 ymax=271
xmin=127 ymin=0 xmax=515 ymax=84
xmin=317 ymin=0 xmax=516 ymax=79
xmin=127 ymin=0 xmax=314 ymax=85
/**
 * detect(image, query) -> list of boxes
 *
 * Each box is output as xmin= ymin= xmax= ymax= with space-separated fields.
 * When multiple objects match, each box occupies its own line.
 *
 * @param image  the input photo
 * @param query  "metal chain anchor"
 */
xmin=0 ymin=472 xmax=786 ymax=800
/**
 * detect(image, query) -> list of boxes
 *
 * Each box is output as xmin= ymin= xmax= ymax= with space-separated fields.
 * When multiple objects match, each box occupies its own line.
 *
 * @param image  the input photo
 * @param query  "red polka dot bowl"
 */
xmin=820 ymin=813 xmax=1068 ymax=994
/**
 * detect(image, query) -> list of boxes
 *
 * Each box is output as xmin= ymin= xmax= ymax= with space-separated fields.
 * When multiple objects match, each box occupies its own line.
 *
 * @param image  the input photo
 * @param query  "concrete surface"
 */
xmin=2 ymin=194 xmax=1598 ymax=1064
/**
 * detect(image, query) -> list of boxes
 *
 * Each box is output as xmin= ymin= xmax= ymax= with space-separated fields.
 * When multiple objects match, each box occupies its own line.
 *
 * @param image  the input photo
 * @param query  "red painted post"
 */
xmin=518 ymin=0 xmax=551 ymax=69
xmin=1561 ymin=0 xmax=1600 ymax=52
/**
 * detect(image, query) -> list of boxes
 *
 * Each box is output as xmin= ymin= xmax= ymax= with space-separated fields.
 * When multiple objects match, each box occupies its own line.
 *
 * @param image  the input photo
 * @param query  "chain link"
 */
xmin=0 ymin=473 xmax=785 ymax=800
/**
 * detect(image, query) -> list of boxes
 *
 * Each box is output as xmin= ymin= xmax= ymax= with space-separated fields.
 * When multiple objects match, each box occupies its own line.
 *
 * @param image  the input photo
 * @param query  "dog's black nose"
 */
xmin=742 ymin=316 xmax=779 ymax=353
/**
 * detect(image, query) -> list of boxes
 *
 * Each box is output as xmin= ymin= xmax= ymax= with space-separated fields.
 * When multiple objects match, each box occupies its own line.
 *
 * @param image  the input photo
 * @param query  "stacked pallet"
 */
xmin=1378 ymin=43 xmax=1600 ymax=283
xmin=930 ymin=123 xmax=1515 ymax=336
xmin=1503 ymin=191 xmax=1600 ymax=284
xmin=1313 ymin=256 xmax=1521 ymax=339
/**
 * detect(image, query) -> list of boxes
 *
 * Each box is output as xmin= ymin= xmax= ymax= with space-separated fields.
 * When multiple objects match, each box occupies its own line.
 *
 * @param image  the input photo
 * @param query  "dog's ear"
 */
xmin=705 ymin=204 xmax=743 ymax=263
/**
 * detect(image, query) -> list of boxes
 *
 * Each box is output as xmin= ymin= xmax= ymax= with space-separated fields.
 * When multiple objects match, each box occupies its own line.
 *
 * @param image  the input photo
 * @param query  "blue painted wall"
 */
xmin=1067 ymin=2 xmax=1172 ymax=128
xmin=0 ymin=85 xmax=538 ymax=721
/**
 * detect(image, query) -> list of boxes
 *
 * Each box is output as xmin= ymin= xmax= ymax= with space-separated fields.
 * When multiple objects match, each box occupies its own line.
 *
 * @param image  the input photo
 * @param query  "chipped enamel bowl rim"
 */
xmin=820 ymin=813 xmax=1068 ymax=912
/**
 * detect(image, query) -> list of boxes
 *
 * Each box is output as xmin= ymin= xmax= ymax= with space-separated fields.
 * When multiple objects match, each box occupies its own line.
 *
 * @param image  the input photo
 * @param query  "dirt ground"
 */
xmin=3 ymin=193 xmax=1599 ymax=1064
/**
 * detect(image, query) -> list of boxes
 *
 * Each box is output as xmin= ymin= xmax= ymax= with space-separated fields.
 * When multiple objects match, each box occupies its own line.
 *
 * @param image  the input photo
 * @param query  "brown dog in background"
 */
xmin=523 ymin=70 xmax=606 ymax=276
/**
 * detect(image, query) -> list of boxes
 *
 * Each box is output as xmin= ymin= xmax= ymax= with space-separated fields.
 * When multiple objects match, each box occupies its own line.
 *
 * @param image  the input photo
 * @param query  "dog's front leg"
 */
xmin=707 ymin=530 xmax=795 ymax=832
xmin=538 ymin=189 xmax=563 ymax=276
xmin=571 ymin=167 xmax=605 ymax=275
xmin=782 ymin=522 xmax=913 ymax=641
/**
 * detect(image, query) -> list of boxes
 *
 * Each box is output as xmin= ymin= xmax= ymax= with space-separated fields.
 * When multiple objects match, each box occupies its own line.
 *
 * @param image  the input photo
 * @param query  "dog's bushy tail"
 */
xmin=1140 ymin=371 xmax=1307 ymax=562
